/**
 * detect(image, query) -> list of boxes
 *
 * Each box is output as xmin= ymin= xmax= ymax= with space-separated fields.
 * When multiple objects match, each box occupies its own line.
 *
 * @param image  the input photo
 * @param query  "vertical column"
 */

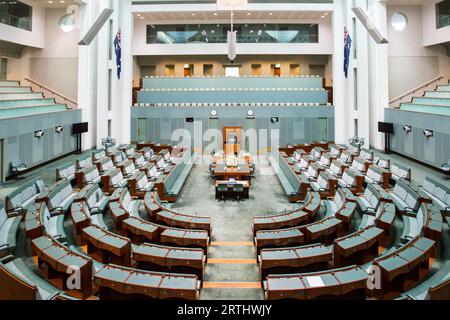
xmin=368 ymin=0 xmax=389 ymax=150
xmin=111 ymin=0 xmax=133 ymax=145
xmin=96 ymin=0 xmax=110 ymax=147
xmin=78 ymin=0 xmax=99 ymax=151
xmin=332 ymin=0 xmax=351 ymax=145
xmin=355 ymin=0 xmax=371 ymax=146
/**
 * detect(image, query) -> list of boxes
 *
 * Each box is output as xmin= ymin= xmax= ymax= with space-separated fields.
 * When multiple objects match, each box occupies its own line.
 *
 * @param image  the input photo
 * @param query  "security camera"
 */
xmin=403 ymin=125 xmax=412 ymax=133
xmin=55 ymin=126 xmax=64 ymax=134
xmin=34 ymin=130 xmax=45 ymax=138
xmin=423 ymin=129 xmax=434 ymax=138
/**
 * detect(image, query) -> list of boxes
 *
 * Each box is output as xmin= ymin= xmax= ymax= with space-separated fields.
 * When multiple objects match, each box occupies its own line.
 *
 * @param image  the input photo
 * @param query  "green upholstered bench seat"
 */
xmin=167 ymin=160 xmax=193 ymax=196
xmin=269 ymin=151 xmax=300 ymax=197
xmin=39 ymin=203 xmax=67 ymax=240
xmin=6 ymin=176 xmax=45 ymax=216
xmin=76 ymin=154 xmax=93 ymax=170
xmin=56 ymin=162 xmax=76 ymax=182
xmin=0 ymin=256 xmax=62 ymax=300
xmin=0 ymin=203 xmax=22 ymax=258
xmin=390 ymin=180 xmax=422 ymax=216
xmin=421 ymin=177 xmax=450 ymax=214
xmin=81 ymin=184 xmax=109 ymax=214
xmin=163 ymin=152 xmax=196 ymax=198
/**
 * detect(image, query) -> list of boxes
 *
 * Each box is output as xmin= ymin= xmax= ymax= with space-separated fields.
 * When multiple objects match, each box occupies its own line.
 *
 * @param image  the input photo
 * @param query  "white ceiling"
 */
xmin=385 ymin=0 xmax=427 ymax=5
xmin=134 ymin=10 xmax=331 ymax=23
xmin=28 ymin=0 xmax=83 ymax=8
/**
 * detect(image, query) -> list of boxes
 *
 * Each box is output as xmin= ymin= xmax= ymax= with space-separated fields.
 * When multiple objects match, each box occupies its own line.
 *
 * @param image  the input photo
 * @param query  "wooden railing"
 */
xmin=23 ymin=77 xmax=78 ymax=109
xmin=389 ymin=76 xmax=447 ymax=109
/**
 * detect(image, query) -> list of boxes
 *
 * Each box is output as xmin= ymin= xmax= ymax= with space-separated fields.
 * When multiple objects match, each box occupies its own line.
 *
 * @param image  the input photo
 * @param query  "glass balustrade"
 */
xmin=147 ymin=24 xmax=319 ymax=44
xmin=0 ymin=1 xmax=32 ymax=31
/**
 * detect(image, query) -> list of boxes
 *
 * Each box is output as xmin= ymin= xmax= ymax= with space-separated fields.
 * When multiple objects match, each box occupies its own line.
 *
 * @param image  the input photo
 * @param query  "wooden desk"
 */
xmin=82 ymin=225 xmax=132 ymax=267
xmin=95 ymin=264 xmax=199 ymax=300
xmin=333 ymin=226 xmax=384 ymax=267
xmin=253 ymin=209 xmax=309 ymax=235
xmin=373 ymin=237 xmax=435 ymax=294
xmin=215 ymin=180 xmax=250 ymax=199
xmin=214 ymin=163 xmax=251 ymax=180
xmin=302 ymin=217 xmax=344 ymax=245
xmin=156 ymin=210 xmax=212 ymax=233
xmin=160 ymin=228 xmax=209 ymax=251
xmin=133 ymin=243 xmax=206 ymax=281
xmin=122 ymin=216 xmax=160 ymax=244
xmin=32 ymin=236 xmax=93 ymax=299
xmin=264 ymin=265 xmax=368 ymax=300
xmin=259 ymin=243 xmax=332 ymax=279
xmin=255 ymin=228 xmax=304 ymax=252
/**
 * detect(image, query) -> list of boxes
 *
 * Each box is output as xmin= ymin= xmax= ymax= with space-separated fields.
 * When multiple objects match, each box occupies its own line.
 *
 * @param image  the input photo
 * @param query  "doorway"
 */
xmin=309 ymin=65 xmax=325 ymax=77
xmin=272 ymin=64 xmax=281 ymax=77
xmin=141 ymin=65 xmax=156 ymax=77
xmin=137 ymin=118 xmax=147 ymax=142
xmin=164 ymin=65 xmax=175 ymax=77
xmin=224 ymin=66 xmax=240 ymax=77
xmin=0 ymin=58 xmax=7 ymax=80
xmin=184 ymin=64 xmax=194 ymax=77
xmin=223 ymin=127 xmax=242 ymax=156
xmin=318 ymin=118 xmax=328 ymax=142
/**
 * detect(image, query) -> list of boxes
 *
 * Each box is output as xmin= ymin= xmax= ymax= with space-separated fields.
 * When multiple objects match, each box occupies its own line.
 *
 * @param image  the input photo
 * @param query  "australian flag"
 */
xmin=114 ymin=29 xmax=122 ymax=79
xmin=344 ymin=27 xmax=352 ymax=79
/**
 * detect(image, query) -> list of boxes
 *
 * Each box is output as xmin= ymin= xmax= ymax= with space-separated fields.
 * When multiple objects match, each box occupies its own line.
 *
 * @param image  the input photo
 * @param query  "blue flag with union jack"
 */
xmin=344 ymin=27 xmax=352 ymax=79
xmin=114 ymin=29 xmax=122 ymax=79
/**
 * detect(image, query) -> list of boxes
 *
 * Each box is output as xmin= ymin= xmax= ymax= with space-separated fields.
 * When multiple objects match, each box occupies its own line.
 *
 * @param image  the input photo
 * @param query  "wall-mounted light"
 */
xmin=55 ymin=126 xmax=64 ymax=134
xmin=423 ymin=129 xmax=434 ymax=138
xmin=59 ymin=5 xmax=80 ymax=33
xmin=34 ymin=130 xmax=45 ymax=138
xmin=271 ymin=117 xmax=279 ymax=124
xmin=210 ymin=110 xmax=218 ymax=118
xmin=403 ymin=125 xmax=412 ymax=133
xmin=247 ymin=109 xmax=254 ymax=118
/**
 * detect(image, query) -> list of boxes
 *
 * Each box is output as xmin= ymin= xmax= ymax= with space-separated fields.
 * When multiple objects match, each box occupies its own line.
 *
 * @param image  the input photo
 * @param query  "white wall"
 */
xmin=7 ymin=8 xmax=79 ymax=99
xmin=0 ymin=0 xmax=45 ymax=48
xmin=387 ymin=5 xmax=450 ymax=100
xmin=423 ymin=0 xmax=450 ymax=47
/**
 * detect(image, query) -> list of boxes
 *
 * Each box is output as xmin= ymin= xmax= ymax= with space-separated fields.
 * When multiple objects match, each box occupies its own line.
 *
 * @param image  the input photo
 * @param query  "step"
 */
xmin=0 ymin=92 xmax=43 ymax=101
xmin=413 ymin=97 xmax=450 ymax=107
xmin=424 ymin=91 xmax=450 ymax=99
xmin=0 ymin=98 xmax=56 ymax=108
xmin=436 ymin=85 xmax=450 ymax=92
xmin=0 ymin=104 xmax=68 ymax=120
xmin=0 ymin=80 xmax=20 ymax=87
xmin=400 ymin=103 xmax=450 ymax=116
xmin=0 ymin=87 xmax=31 ymax=93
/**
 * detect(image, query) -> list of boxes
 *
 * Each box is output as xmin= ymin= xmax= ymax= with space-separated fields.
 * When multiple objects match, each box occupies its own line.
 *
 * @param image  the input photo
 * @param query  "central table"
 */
xmin=214 ymin=163 xmax=251 ymax=180
xmin=215 ymin=180 xmax=250 ymax=199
